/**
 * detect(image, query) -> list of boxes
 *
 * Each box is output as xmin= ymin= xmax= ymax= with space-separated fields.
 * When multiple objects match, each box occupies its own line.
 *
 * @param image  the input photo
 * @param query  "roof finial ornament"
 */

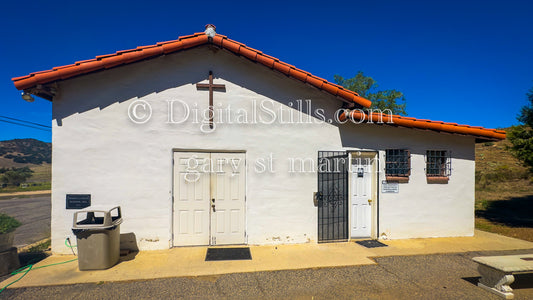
xmin=205 ymin=24 xmax=216 ymax=38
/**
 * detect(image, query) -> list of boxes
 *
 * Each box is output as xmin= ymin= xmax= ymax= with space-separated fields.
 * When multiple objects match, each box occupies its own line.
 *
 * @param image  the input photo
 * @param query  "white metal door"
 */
xmin=210 ymin=153 xmax=246 ymax=245
xmin=173 ymin=152 xmax=211 ymax=246
xmin=350 ymin=158 xmax=372 ymax=238
xmin=173 ymin=152 xmax=246 ymax=246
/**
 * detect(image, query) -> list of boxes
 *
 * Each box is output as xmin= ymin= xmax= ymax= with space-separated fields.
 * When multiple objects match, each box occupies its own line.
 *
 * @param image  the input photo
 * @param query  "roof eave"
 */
xmin=340 ymin=110 xmax=506 ymax=141
xmin=12 ymin=32 xmax=371 ymax=108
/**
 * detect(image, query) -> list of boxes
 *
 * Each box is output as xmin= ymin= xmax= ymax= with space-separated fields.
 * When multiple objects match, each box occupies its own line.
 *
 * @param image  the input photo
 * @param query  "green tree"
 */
xmin=0 ymin=167 xmax=34 ymax=186
xmin=334 ymin=71 xmax=407 ymax=115
xmin=508 ymin=87 xmax=533 ymax=172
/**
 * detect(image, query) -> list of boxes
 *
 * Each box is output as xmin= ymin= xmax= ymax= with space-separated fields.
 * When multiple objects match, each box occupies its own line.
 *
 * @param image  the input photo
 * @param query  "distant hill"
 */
xmin=0 ymin=138 xmax=51 ymax=165
xmin=475 ymin=129 xmax=530 ymax=182
xmin=475 ymin=128 xmax=533 ymax=242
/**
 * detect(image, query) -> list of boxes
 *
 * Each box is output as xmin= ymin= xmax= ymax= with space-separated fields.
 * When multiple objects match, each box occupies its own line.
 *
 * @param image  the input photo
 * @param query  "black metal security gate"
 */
xmin=317 ymin=151 xmax=349 ymax=243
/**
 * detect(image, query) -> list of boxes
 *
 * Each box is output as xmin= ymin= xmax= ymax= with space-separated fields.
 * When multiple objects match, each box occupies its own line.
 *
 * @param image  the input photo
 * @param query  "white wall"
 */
xmin=340 ymin=124 xmax=476 ymax=239
xmin=50 ymin=45 xmax=475 ymax=254
xmin=51 ymin=46 xmax=344 ymax=254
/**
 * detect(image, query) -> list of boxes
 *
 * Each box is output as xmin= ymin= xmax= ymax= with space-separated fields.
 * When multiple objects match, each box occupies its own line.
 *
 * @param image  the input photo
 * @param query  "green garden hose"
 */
xmin=0 ymin=264 xmax=33 ymax=294
xmin=0 ymin=239 xmax=78 ymax=294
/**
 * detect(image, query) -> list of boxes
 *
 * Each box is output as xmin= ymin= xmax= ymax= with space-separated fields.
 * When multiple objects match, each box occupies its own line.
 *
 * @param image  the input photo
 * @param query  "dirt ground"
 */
xmin=475 ymin=139 xmax=533 ymax=242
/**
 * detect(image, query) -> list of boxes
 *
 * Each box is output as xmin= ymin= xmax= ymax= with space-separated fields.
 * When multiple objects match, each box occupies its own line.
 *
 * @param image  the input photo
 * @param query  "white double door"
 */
xmin=173 ymin=152 xmax=246 ymax=246
xmin=350 ymin=158 xmax=372 ymax=238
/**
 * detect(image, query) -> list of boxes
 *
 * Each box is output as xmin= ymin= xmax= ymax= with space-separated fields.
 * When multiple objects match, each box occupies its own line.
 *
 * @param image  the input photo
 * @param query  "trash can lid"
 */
xmin=72 ymin=206 xmax=122 ymax=229
xmin=79 ymin=205 xmax=121 ymax=212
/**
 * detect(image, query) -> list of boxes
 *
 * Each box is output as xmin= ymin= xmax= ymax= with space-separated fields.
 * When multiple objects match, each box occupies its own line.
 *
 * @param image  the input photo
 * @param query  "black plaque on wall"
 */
xmin=66 ymin=194 xmax=91 ymax=209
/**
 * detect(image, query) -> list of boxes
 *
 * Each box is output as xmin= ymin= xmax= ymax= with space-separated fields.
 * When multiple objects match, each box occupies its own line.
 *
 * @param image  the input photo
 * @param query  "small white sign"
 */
xmin=382 ymin=181 xmax=399 ymax=193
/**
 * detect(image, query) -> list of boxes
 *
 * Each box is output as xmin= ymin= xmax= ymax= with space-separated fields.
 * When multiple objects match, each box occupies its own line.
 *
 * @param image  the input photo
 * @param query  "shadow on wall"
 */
xmin=53 ymin=46 xmax=337 ymax=126
xmin=476 ymin=195 xmax=533 ymax=227
xmin=338 ymin=122 xmax=475 ymax=161
xmin=120 ymin=232 xmax=139 ymax=252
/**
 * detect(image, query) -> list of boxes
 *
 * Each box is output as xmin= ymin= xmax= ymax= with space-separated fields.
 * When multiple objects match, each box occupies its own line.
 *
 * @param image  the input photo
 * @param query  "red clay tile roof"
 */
xmin=12 ymin=29 xmax=505 ymax=140
xmin=340 ymin=110 xmax=506 ymax=140
xmin=12 ymin=32 xmax=371 ymax=108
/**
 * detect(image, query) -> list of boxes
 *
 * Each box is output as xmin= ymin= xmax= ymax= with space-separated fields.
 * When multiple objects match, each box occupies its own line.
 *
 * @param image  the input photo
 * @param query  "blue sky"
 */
xmin=1 ymin=0 xmax=532 ymax=143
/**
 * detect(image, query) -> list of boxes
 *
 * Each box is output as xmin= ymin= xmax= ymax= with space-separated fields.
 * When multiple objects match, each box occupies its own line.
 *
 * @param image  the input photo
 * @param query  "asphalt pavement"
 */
xmin=0 ymin=195 xmax=51 ymax=247
xmin=2 ymin=249 xmax=533 ymax=299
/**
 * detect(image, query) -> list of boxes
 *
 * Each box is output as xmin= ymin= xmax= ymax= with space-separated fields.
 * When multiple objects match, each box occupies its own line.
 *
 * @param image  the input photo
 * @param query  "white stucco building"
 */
xmin=12 ymin=26 xmax=506 ymax=254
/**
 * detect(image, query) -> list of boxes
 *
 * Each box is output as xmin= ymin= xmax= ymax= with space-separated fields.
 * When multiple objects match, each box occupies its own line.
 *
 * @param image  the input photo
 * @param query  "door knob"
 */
xmin=211 ymin=204 xmax=216 ymax=212
xmin=368 ymin=199 xmax=372 ymax=203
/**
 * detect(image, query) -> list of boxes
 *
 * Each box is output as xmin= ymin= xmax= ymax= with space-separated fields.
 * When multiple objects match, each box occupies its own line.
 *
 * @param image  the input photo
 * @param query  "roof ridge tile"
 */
xmin=8 ymin=30 xmax=377 ymax=109
xmin=255 ymin=53 xmax=276 ymax=68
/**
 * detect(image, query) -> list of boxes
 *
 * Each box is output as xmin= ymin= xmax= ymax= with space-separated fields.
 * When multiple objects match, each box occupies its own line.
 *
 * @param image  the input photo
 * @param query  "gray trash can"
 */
xmin=72 ymin=206 xmax=122 ymax=270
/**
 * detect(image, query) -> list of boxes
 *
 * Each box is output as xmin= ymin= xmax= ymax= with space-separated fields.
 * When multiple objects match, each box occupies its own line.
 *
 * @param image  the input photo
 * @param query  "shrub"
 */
xmin=508 ymin=87 xmax=533 ymax=172
xmin=508 ymin=125 xmax=533 ymax=172
xmin=0 ymin=167 xmax=34 ymax=186
xmin=0 ymin=213 xmax=22 ymax=234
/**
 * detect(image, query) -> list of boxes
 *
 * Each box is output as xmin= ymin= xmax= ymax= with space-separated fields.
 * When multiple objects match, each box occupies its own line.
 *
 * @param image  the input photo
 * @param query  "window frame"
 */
xmin=425 ymin=150 xmax=451 ymax=183
xmin=385 ymin=149 xmax=411 ymax=183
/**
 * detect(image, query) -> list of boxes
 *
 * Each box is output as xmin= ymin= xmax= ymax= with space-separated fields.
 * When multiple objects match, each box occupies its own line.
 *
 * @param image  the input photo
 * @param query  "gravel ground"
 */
xmin=2 ymin=249 xmax=533 ymax=299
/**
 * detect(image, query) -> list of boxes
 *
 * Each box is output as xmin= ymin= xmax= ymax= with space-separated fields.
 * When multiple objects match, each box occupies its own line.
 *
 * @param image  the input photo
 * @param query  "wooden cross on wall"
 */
xmin=196 ymin=71 xmax=226 ymax=129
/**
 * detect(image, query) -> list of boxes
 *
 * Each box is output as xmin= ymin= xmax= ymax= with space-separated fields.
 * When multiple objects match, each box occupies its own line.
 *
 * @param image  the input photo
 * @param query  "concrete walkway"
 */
xmin=2 ymin=230 xmax=533 ymax=289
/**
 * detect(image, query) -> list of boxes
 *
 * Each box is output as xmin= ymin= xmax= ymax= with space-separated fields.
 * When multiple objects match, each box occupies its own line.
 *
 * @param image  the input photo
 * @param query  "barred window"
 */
xmin=426 ymin=150 xmax=451 ymax=177
xmin=385 ymin=149 xmax=410 ymax=177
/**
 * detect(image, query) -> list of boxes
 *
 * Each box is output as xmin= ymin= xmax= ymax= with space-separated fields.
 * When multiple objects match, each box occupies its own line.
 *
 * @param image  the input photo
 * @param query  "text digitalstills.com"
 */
xmin=128 ymin=98 xmax=391 ymax=177
xmin=128 ymin=99 xmax=394 ymax=132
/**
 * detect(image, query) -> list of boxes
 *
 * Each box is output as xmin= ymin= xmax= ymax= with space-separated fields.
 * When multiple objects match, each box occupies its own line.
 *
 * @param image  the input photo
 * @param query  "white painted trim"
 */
xmin=348 ymin=150 xmax=379 ymax=240
xmin=171 ymin=150 xmax=248 ymax=247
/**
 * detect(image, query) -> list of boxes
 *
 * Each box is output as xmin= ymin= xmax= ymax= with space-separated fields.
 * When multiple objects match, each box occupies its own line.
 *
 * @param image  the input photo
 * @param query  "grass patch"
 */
xmin=18 ymin=239 xmax=51 ymax=267
xmin=476 ymin=218 xmax=533 ymax=242
xmin=27 ymin=163 xmax=51 ymax=183
xmin=475 ymin=135 xmax=533 ymax=242
xmin=0 ymin=213 xmax=21 ymax=234
xmin=0 ymin=182 xmax=51 ymax=193
xmin=26 ymin=239 xmax=51 ymax=253
xmin=475 ymin=218 xmax=494 ymax=231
